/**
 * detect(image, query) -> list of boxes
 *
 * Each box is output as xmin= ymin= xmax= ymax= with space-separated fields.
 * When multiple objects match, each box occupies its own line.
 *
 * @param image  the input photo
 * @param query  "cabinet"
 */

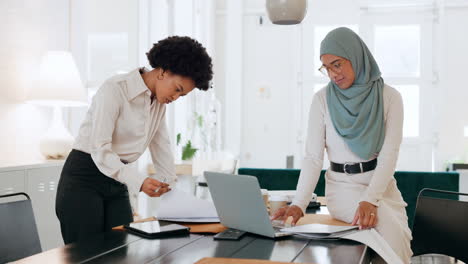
xmin=27 ymin=166 xmax=64 ymax=250
xmin=0 ymin=170 xmax=25 ymax=195
xmin=0 ymin=161 xmax=64 ymax=250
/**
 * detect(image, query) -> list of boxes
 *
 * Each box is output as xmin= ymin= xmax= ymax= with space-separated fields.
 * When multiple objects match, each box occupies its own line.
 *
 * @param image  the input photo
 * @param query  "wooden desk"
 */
xmin=16 ymin=206 xmax=370 ymax=264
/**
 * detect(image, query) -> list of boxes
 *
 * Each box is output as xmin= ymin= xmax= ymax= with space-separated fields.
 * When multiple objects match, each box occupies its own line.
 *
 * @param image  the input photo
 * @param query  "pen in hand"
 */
xmin=141 ymin=176 xmax=170 ymax=197
xmin=154 ymin=176 xmax=169 ymax=194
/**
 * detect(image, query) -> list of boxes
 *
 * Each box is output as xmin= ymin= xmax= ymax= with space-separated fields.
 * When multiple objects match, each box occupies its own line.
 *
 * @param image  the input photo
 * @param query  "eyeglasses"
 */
xmin=318 ymin=59 xmax=344 ymax=77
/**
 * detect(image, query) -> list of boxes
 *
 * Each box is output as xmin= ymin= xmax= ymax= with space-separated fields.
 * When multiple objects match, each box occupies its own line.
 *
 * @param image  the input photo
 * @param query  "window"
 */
xmin=393 ymin=85 xmax=420 ymax=137
xmin=363 ymin=10 xmax=434 ymax=171
xmin=374 ymin=25 xmax=420 ymax=78
xmin=373 ymin=25 xmax=422 ymax=138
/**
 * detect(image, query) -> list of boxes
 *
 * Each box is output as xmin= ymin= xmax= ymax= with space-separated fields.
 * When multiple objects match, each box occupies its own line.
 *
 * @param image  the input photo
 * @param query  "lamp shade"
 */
xmin=27 ymin=51 xmax=87 ymax=107
xmin=266 ymin=0 xmax=308 ymax=25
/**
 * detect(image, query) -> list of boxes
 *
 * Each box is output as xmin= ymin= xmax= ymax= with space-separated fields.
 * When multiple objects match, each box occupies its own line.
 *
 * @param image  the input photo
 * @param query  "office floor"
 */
xmin=411 ymin=255 xmax=463 ymax=264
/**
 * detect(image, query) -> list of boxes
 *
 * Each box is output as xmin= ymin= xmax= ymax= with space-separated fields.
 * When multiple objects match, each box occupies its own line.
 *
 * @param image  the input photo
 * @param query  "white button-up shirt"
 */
xmin=73 ymin=68 xmax=176 ymax=201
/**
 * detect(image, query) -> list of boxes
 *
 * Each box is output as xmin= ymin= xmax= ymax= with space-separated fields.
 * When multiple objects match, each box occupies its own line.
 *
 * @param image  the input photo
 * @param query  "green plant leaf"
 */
xmin=182 ymin=140 xmax=198 ymax=160
xmin=176 ymin=133 xmax=181 ymax=146
xmin=197 ymin=115 xmax=203 ymax=127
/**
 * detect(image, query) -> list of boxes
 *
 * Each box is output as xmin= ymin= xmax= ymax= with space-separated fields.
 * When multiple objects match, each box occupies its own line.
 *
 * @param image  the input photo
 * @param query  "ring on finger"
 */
xmin=370 ymin=213 xmax=375 ymax=217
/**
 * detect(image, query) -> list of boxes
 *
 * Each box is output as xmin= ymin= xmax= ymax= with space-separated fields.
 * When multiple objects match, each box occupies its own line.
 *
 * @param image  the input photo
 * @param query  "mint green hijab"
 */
xmin=320 ymin=27 xmax=385 ymax=160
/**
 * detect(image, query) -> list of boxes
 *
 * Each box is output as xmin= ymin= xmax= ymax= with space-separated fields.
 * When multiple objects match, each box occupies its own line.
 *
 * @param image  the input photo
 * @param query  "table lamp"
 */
xmin=27 ymin=51 xmax=87 ymax=159
xmin=266 ymin=0 xmax=308 ymax=25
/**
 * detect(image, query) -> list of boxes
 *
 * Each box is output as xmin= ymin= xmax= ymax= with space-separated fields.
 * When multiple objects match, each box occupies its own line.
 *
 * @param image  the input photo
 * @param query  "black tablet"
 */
xmin=124 ymin=220 xmax=190 ymax=239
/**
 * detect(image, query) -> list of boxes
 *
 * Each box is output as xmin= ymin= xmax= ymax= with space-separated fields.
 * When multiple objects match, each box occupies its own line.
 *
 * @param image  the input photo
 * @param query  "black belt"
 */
xmin=330 ymin=159 xmax=377 ymax=175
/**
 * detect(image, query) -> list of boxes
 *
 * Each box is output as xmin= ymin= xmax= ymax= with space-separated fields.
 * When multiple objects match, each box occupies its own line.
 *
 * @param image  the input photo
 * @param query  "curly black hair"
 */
xmin=146 ymin=36 xmax=213 ymax=91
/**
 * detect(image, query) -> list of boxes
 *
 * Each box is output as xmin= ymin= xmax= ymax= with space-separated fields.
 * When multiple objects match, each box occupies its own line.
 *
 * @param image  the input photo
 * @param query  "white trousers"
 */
xmin=325 ymin=170 xmax=413 ymax=264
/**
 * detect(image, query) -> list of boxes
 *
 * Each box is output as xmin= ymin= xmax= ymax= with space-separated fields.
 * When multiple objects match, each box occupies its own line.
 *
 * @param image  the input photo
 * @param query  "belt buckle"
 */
xmin=343 ymin=162 xmax=354 ymax=175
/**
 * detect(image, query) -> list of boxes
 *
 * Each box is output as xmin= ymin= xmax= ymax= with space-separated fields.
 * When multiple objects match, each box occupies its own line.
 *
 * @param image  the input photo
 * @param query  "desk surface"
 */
xmin=16 ymin=207 xmax=370 ymax=264
xmin=17 ymin=231 xmax=368 ymax=264
xmin=17 ymin=207 xmax=369 ymax=264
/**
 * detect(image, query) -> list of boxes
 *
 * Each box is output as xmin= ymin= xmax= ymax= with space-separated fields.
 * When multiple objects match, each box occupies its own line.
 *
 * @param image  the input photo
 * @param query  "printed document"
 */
xmin=156 ymin=189 xmax=219 ymax=223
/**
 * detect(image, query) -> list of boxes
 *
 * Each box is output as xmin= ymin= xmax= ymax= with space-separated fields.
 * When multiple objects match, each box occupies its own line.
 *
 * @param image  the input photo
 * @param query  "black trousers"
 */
xmin=55 ymin=149 xmax=133 ymax=244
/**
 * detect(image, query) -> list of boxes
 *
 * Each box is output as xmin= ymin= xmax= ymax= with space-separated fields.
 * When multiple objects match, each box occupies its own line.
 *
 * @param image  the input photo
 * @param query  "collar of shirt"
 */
xmin=126 ymin=68 xmax=153 ymax=102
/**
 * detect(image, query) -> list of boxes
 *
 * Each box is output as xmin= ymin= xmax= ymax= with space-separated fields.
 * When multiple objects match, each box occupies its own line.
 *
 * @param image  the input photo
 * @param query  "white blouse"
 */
xmin=73 ymin=68 xmax=176 ymax=200
xmin=291 ymin=84 xmax=404 ymax=212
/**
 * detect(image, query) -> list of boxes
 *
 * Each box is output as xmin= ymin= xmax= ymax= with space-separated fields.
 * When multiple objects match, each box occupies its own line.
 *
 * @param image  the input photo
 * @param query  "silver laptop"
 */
xmin=204 ymin=171 xmax=292 ymax=238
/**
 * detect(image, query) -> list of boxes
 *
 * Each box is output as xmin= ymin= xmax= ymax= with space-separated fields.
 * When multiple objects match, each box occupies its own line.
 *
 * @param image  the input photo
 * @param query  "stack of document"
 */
xmin=156 ymin=189 xmax=220 ymax=223
xmin=280 ymin=224 xmax=359 ymax=239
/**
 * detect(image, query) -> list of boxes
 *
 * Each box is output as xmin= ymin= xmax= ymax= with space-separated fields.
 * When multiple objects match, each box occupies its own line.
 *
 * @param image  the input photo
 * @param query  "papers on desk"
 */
xmin=343 ymin=229 xmax=404 ymax=264
xmin=281 ymin=224 xmax=403 ymax=264
xmin=156 ymin=189 xmax=220 ymax=223
xmin=267 ymin=190 xmax=317 ymax=203
xmin=280 ymin=224 xmax=358 ymax=239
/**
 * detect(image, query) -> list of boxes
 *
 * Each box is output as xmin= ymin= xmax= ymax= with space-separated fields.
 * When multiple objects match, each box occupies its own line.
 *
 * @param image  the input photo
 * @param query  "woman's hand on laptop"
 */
xmin=271 ymin=205 xmax=304 ymax=225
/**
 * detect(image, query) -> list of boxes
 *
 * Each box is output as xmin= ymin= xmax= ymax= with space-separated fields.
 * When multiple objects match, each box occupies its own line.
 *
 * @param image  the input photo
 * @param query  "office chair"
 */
xmin=411 ymin=188 xmax=468 ymax=263
xmin=0 ymin=192 xmax=42 ymax=263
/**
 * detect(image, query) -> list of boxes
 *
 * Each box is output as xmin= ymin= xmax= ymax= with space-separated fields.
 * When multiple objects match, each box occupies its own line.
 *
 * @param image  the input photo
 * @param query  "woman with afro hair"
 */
xmin=55 ymin=36 xmax=213 ymax=244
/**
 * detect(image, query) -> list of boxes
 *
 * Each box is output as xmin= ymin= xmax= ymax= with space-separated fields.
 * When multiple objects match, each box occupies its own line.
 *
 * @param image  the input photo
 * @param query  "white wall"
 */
xmin=68 ymin=0 xmax=140 ymax=137
xmin=241 ymin=16 xmax=297 ymax=168
xmin=0 ymin=0 xmax=140 ymax=162
xmin=0 ymin=0 xmax=70 ymax=162
xmin=70 ymin=0 xmax=139 ymax=87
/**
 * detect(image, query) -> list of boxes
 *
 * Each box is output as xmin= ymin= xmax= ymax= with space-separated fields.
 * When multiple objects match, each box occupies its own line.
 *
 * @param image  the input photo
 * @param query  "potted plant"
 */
xmin=175 ymin=133 xmax=198 ymax=175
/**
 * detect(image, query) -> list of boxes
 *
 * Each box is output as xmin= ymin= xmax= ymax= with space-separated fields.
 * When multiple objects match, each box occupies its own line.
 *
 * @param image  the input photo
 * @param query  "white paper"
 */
xmin=342 ymin=229 xmax=403 ymax=264
xmin=155 ymin=189 xmax=219 ymax=222
xmin=159 ymin=217 xmax=220 ymax=223
xmin=267 ymin=191 xmax=317 ymax=202
xmin=280 ymin=224 xmax=357 ymax=234
xmin=282 ymin=224 xmax=403 ymax=263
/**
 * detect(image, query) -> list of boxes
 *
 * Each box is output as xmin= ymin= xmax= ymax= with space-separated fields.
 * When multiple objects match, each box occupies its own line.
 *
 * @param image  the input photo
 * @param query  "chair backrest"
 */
xmin=394 ymin=171 xmax=459 ymax=228
xmin=0 ymin=192 xmax=42 ymax=263
xmin=411 ymin=188 xmax=468 ymax=262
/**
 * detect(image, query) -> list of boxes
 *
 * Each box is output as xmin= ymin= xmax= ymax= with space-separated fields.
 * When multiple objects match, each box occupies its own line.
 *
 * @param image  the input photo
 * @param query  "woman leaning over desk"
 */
xmin=55 ymin=36 xmax=213 ymax=244
xmin=273 ymin=27 xmax=412 ymax=263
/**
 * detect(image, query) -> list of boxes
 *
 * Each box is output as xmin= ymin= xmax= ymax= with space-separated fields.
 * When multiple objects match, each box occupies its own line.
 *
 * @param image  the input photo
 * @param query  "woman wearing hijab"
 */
xmin=273 ymin=27 xmax=412 ymax=263
xmin=55 ymin=36 xmax=213 ymax=244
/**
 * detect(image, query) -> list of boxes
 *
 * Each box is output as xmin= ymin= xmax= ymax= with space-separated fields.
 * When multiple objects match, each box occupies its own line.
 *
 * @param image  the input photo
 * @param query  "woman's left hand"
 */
xmin=351 ymin=201 xmax=378 ymax=229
